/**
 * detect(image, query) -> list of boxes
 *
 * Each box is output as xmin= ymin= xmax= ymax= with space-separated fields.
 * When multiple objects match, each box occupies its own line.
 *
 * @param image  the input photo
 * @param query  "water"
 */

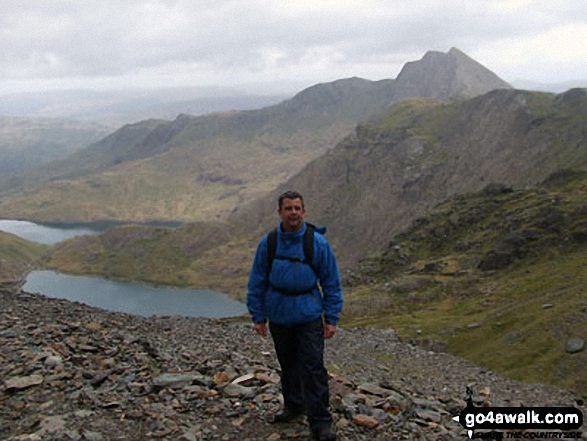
xmin=0 ymin=219 xmax=182 ymax=245
xmin=2 ymin=220 xmax=247 ymax=318
xmin=23 ymin=270 xmax=248 ymax=318
xmin=0 ymin=220 xmax=107 ymax=245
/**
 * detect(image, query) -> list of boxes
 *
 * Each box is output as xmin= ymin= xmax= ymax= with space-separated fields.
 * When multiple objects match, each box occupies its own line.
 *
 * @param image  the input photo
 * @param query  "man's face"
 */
xmin=278 ymin=197 xmax=306 ymax=232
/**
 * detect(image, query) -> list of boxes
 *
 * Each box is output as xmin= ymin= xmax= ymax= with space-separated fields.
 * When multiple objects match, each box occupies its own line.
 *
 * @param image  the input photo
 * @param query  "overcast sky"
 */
xmin=1 ymin=0 xmax=586 ymax=95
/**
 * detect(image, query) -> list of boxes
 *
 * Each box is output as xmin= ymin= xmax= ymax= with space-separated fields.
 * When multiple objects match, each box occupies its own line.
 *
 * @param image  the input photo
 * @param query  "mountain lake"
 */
xmin=2 ymin=220 xmax=248 ymax=318
xmin=0 ymin=219 xmax=181 ymax=245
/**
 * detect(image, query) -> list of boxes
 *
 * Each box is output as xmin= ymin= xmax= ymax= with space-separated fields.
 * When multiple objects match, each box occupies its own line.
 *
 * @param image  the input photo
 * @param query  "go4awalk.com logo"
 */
xmin=452 ymin=387 xmax=584 ymax=439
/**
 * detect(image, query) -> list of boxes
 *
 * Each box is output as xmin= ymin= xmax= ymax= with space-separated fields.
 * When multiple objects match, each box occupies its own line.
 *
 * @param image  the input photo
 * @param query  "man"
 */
xmin=247 ymin=191 xmax=343 ymax=441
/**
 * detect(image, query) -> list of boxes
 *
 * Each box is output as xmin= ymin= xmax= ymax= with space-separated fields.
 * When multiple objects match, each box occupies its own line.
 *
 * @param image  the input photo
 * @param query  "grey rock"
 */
xmin=4 ymin=374 xmax=44 ymax=391
xmin=0 ymin=286 xmax=580 ymax=441
xmin=565 ymin=338 xmax=585 ymax=354
xmin=44 ymin=355 xmax=64 ymax=368
xmin=222 ymin=383 xmax=256 ymax=398
xmin=152 ymin=373 xmax=202 ymax=390
xmin=36 ymin=416 xmax=67 ymax=437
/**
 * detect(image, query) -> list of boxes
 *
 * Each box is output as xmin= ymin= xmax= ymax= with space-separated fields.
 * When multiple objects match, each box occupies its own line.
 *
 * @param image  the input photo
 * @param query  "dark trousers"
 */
xmin=269 ymin=317 xmax=332 ymax=430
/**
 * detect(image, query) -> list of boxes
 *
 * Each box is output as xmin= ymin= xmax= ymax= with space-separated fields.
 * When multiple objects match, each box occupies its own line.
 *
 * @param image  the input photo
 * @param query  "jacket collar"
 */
xmin=278 ymin=222 xmax=306 ymax=237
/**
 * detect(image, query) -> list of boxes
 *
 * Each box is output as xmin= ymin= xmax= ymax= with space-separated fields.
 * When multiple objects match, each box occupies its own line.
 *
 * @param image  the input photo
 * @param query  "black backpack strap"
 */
xmin=266 ymin=223 xmax=317 ymax=278
xmin=266 ymin=228 xmax=278 ymax=277
xmin=303 ymin=223 xmax=317 ymax=275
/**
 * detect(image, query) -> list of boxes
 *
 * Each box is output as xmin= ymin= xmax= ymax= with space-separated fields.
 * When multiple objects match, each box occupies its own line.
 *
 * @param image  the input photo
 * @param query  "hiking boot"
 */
xmin=270 ymin=407 xmax=304 ymax=423
xmin=311 ymin=426 xmax=337 ymax=441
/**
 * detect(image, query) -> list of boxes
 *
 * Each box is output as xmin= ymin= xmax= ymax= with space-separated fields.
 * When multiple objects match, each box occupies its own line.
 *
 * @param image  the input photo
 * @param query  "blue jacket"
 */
xmin=247 ymin=222 xmax=343 ymax=327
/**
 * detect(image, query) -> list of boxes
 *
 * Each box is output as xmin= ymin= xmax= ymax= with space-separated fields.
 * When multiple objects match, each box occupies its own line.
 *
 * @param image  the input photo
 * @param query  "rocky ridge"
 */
xmin=0 ymin=48 xmax=511 ymax=224
xmin=1 ymin=287 xmax=584 ymax=441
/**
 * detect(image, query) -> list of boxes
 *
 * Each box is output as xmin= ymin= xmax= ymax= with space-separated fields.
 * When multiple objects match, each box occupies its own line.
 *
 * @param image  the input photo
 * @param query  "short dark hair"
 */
xmin=278 ymin=191 xmax=304 ymax=210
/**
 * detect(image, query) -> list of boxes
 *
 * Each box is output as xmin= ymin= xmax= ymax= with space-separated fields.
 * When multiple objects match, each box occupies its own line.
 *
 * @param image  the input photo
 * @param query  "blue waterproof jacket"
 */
xmin=247 ymin=222 xmax=343 ymax=327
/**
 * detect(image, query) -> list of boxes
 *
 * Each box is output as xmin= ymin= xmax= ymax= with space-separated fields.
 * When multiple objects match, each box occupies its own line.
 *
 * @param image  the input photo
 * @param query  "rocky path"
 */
xmin=1 ymin=288 xmax=584 ymax=440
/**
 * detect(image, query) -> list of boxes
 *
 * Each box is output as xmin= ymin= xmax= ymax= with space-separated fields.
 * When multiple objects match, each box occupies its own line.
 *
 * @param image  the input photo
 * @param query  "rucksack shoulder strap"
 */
xmin=266 ymin=223 xmax=317 ymax=277
xmin=303 ymin=223 xmax=316 ymax=268
xmin=266 ymin=228 xmax=278 ymax=276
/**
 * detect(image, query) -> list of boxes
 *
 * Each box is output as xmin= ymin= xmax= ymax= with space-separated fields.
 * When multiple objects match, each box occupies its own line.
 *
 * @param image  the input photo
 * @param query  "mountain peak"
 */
xmin=447 ymin=46 xmax=467 ymax=57
xmin=393 ymin=48 xmax=511 ymax=101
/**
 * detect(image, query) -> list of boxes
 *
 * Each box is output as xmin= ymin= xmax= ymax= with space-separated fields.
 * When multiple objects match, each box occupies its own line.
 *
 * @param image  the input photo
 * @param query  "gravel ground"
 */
xmin=1 ymin=287 xmax=584 ymax=440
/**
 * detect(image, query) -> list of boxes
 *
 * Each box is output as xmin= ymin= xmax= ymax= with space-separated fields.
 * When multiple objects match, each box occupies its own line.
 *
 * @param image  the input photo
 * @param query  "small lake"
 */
xmin=0 ymin=219 xmax=181 ymax=245
xmin=23 ymin=270 xmax=248 ymax=319
xmin=0 ymin=219 xmax=104 ymax=245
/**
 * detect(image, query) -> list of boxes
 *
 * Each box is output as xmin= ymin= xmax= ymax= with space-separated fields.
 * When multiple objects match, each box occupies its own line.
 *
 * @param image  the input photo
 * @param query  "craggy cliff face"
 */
xmin=239 ymin=89 xmax=587 ymax=268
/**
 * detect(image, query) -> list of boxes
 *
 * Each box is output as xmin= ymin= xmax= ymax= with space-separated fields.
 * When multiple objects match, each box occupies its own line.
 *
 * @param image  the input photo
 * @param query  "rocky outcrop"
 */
xmin=0 ymin=49 xmax=513 ymax=224
xmin=239 ymin=89 xmax=587 ymax=269
xmin=1 ymin=287 xmax=582 ymax=440
xmin=392 ymin=47 xmax=511 ymax=101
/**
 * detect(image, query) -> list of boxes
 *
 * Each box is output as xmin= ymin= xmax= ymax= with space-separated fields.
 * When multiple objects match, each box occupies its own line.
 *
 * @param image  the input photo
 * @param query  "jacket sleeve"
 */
xmin=247 ymin=237 xmax=269 ymax=324
xmin=316 ymin=236 xmax=343 ymax=326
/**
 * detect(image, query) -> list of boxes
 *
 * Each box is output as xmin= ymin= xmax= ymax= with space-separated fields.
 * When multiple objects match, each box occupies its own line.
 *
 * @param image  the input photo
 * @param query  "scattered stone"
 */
xmin=44 ymin=355 xmax=63 ymax=368
xmin=213 ymin=371 xmax=231 ymax=386
xmin=357 ymin=383 xmax=393 ymax=397
xmin=232 ymin=373 xmax=257 ymax=386
xmin=353 ymin=414 xmax=379 ymax=429
xmin=4 ymin=374 xmax=44 ymax=391
xmin=222 ymin=383 xmax=256 ymax=398
xmin=565 ymin=338 xmax=585 ymax=354
xmin=0 ymin=287 xmax=580 ymax=441
xmin=36 ymin=416 xmax=67 ymax=438
xmin=153 ymin=373 xmax=201 ymax=390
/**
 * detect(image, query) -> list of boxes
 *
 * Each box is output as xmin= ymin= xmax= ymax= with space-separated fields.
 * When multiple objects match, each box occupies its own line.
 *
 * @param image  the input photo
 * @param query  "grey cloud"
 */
xmin=0 ymin=0 xmax=586 ymax=86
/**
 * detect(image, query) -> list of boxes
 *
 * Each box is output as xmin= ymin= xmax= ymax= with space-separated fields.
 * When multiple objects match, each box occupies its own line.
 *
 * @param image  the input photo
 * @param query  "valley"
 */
xmin=1 ymin=48 xmax=586 ymax=402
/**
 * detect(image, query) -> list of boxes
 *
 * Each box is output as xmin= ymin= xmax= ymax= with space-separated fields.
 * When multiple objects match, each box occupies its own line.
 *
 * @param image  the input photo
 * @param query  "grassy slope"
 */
xmin=0 ymin=79 xmax=395 ymax=223
xmin=1 ymin=125 xmax=346 ymax=223
xmin=45 ymin=172 xmax=587 ymax=395
xmin=343 ymin=170 xmax=587 ymax=396
xmin=42 ymin=90 xmax=587 ymax=396
xmin=46 ymin=223 xmax=254 ymax=302
xmin=0 ymin=232 xmax=49 ymax=282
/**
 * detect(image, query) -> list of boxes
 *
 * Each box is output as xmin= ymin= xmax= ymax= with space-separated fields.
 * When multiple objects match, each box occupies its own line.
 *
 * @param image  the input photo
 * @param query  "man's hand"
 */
xmin=324 ymin=324 xmax=337 ymax=339
xmin=254 ymin=322 xmax=268 ymax=337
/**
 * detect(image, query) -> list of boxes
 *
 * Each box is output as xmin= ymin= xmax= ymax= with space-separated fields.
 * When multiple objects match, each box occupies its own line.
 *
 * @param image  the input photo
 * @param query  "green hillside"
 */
xmin=46 ymin=222 xmax=254 ymax=299
xmin=344 ymin=170 xmax=587 ymax=396
xmin=41 ymin=88 xmax=587 ymax=396
xmin=0 ymin=49 xmax=511 ymax=224
xmin=45 ymin=170 xmax=587 ymax=396
xmin=235 ymin=88 xmax=587 ymax=269
xmin=0 ymin=78 xmax=397 ymax=223
xmin=0 ymin=232 xmax=49 ymax=282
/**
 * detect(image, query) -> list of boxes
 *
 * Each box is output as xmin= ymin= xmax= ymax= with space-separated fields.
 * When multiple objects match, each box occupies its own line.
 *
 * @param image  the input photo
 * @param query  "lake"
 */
xmin=23 ymin=270 xmax=248 ymax=319
xmin=0 ymin=219 xmax=113 ymax=245
xmin=2 ymin=220 xmax=247 ymax=319
xmin=0 ymin=219 xmax=181 ymax=245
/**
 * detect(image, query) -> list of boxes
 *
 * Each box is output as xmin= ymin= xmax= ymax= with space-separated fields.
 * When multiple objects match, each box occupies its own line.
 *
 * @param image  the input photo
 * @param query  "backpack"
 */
xmin=266 ymin=223 xmax=318 ymax=279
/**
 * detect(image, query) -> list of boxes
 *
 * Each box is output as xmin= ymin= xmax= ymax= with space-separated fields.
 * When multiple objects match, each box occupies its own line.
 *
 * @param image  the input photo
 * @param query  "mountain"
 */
xmin=236 ymin=88 xmax=587 ymax=268
xmin=43 ymin=88 xmax=587 ymax=396
xmin=344 ymin=169 xmax=587 ymax=395
xmin=0 ymin=48 xmax=511 ymax=223
xmin=44 ymin=113 xmax=587 ymax=397
xmin=46 ymin=88 xmax=587 ymax=293
xmin=391 ymin=47 xmax=511 ymax=101
xmin=0 ymin=117 xmax=113 ymax=174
